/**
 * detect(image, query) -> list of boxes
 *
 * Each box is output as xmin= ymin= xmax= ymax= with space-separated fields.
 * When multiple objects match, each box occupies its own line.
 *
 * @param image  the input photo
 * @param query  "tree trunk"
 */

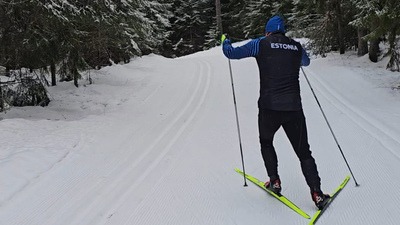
xmin=49 ymin=40 xmax=57 ymax=86
xmin=357 ymin=27 xmax=368 ymax=56
xmin=368 ymin=15 xmax=381 ymax=63
xmin=74 ymin=70 xmax=79 ymax=88
xmin=0 ymin=84 xmax=3 ymax=112
xmin=387 ymin=26 xmax=400 ymax=71
xmin=50 ymin=61 xmax=56 ymax=86
xmin=335 ymin=0 xmax=345 ymax=54
xmin=215 ymin=0 xmax=223 ymax=35
xmin=369 ymin=38 xmax=380 ymax=63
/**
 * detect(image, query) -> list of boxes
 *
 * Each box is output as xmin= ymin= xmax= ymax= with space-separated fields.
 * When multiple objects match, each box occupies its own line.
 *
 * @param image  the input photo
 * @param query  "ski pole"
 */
xmin=228 ymin=59 xmax=247 ymax=187
xmin=301 ymin=67 xmax=360 ymax=187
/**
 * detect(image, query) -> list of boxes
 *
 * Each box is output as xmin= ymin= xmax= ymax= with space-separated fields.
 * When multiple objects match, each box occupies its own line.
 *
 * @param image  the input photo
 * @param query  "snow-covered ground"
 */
xmin=1 ymin=46 xmax=400 ymax=225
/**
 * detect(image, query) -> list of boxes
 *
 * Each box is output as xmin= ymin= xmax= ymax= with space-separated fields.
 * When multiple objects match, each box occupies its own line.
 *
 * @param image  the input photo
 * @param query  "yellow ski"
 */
xmin=309 ymin=175 xmax=350 ymax=225
xmin=235 ymin=168 xmax=311 ymax=219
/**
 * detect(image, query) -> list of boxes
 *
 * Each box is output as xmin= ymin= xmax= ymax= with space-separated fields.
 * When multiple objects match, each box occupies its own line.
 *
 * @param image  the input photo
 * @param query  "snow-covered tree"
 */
xmin=168 ymin=0 xmax=214 ymax=57
xmin=291 ymin=0 xmax=357 ymax=57
xmin=0 ymin=0 xmax=159 ymax=87
xmin=243 ymin=0 xmax=274 ymax=38
xmin=351 ymin=0 xmax=400 ymax=69
xmin=221 ymin=0 xmax=247 ymax=41
xmin=137 ymin=0 xmax=173 ymax=55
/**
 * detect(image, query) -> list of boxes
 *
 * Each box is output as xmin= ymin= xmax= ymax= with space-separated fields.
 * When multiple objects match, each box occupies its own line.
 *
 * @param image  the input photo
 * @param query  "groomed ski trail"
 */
xmin=1 ymin=49 xmax=400 ymax=225
xmin=0 ymin=57 xmax=213 ymax=225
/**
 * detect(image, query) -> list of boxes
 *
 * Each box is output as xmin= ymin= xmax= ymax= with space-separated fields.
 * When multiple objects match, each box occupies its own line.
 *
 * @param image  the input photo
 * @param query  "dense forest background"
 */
xmin=0 ymin=0 xmax=399 ymax=110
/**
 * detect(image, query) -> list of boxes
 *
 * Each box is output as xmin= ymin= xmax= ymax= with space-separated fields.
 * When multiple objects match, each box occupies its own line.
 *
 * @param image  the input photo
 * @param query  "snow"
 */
xmin=1 ymin=47 xmax=400 ymax=225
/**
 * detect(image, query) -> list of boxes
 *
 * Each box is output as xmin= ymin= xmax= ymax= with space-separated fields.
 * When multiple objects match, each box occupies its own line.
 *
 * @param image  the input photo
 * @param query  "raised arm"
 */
xmin=222 ymin=37 xmax=262 ymax=59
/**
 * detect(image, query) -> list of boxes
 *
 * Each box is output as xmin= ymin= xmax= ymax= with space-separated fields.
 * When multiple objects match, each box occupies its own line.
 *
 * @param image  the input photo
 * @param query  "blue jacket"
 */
xmin=222 ymin=37 xmax=310 ymax=66
xmin=222 ymin=34 xmax=310 ymax=111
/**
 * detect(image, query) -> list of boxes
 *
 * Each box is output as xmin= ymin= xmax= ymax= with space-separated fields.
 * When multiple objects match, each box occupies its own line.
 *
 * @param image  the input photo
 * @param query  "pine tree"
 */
xmin=168 ymin=0 xmax=214 ymax=56
xmin=243 ymin=0 xmax=274 ymax=38
xmin=204 ymin=18 xmax=220 ymax=49
xmin=292 ymin=0 xmax=330 ymax=56
xmin=137 ymin=0 xmax=173 ymax=55
xmin=381 ymin=0 xmax=400 ymax=71
xmin=1 ymin=0 xmax=153 ymax=88
xmin=221 ymin=0 xmax=246 ymax=41
xmin=350 ymin=0 xmax=400 ymax=65
xmin=350 ymin=0 xmax=378 ymax=61
xmin=272 ymin=0 xmax=294 ymax=29
xmin=292 ymin=0 xmax=357 ymax=56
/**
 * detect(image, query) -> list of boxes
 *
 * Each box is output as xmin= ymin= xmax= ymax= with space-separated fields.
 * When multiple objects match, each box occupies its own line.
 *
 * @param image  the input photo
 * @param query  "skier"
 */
xmin=222 ymin=15 xmax=330 ymax=210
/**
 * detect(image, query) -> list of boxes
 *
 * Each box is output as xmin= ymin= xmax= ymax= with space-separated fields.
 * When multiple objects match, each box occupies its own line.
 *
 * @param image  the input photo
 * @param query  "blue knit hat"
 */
xmin=265 ymin=15 xmax=286 ymax=33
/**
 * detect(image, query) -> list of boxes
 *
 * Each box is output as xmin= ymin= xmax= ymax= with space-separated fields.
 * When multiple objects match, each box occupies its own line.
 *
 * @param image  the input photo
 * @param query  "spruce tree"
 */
xmin=350 ymin=0 xmax=399 ymax=64
xmin=221 ymin=0 xmax=247 ymax=41
xmin=292 ymin=0 xmax=357 ymax=56
xmin=168 ymin=0 xmax=214 ymax=56
xmin=137 ymin=0 xmax=173 ymax=56
xmin=243 ymin=0 xmax=274 ymax=38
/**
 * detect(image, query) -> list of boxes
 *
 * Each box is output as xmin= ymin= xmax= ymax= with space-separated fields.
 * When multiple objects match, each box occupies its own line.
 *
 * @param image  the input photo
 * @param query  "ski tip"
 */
xmin=338 ymin=175 xmax=351 ymax=188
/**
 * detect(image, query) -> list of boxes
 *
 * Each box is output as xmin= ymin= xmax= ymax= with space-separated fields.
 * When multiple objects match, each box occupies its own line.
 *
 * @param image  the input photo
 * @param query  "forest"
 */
xmin=0 ymin=0 xmax=399 ymax=111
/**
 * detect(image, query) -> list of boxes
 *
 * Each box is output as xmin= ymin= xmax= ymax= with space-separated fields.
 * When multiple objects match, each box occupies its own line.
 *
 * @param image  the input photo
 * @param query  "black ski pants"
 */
xmin=258 ymin=108 xmax=321 ymax=191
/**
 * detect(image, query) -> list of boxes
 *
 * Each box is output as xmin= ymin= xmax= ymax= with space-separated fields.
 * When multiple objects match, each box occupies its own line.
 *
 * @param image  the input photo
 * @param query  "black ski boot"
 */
xmin=264 ymin=178 xmax=281 ymax=194
xmin=312 ymin=191 xmax=331 ymax=210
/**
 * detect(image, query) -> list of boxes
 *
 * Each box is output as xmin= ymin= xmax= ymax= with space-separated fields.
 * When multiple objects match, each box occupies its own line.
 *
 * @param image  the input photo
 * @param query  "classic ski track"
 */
xmin=65 ymin=64 xmax=204 ymax=225
xmin=101 ymin=59 xmax=212 ymax=225
xmin=304 ymin=67 xmax=400 ymax=161
xmin=72 ymin=59 xmax=212 ymax=225
xmin=2 ymin=60 xmax=211 ymax=225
